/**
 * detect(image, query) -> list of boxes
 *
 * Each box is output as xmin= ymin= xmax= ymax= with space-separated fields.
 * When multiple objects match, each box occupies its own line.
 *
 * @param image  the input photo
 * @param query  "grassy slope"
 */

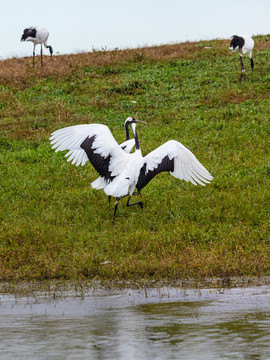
xmin=0 ymin=35 xmax=269 ymax=283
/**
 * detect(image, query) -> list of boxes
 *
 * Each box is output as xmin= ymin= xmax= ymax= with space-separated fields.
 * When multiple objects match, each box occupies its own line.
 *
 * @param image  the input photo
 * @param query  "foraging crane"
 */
xmin=229 ymin=35 xmax=254 ymax=80
xmin=21 ymin=26 xmax=53 ymax=68
xmin=50 ymin=117 xmax=213 ymax=219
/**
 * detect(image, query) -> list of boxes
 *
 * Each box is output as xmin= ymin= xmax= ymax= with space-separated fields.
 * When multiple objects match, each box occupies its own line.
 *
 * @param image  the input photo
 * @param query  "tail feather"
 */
xmin=91 ymin=177 xmax=108 ymax=190
xmin=103 ymin=177 xmax=130 ymax=197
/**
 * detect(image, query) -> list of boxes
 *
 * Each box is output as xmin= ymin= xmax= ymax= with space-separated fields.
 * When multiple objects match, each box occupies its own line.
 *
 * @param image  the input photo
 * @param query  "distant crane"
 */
xmin=50 ymin=117 xmax=213 ymax=219
xmin=229 ymin=35 xmax=254 ymax=80
xmin=21 ymin=26 xmax=53 ymax=68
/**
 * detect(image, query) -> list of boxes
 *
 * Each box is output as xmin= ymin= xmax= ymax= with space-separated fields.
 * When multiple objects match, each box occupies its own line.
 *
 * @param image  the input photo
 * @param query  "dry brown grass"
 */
xmin=0 ymin=39 xmax=228 ymax=87
xmin=1 ymin=35 xmax=269 ymax=89
xmin=0 ymin=41 xmax=201 ymax=85
xmin=1 ymin=35 xmax=268 ymax=89
xmin=219 ymin=91 xmax=256 ymax=104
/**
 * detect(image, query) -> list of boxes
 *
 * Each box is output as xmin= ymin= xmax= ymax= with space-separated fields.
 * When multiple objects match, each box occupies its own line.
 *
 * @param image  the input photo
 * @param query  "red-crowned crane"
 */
xmin=229 ymin=35 xmax=254 ymax=80
xmin=50 ymin=117 xmax=213 ymax=220
xmin=21 ymin=26 xmax=53 ymax=68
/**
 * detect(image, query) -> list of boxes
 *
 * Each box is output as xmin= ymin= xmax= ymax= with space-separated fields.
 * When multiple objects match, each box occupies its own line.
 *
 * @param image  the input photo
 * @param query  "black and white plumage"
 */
xmin=50 ymin=117 xmax=213 ymax=218
xmin=21 ymin=26 xmax=53 ymax=68
xmin=229 ymin=35 xmax=254 ymax=80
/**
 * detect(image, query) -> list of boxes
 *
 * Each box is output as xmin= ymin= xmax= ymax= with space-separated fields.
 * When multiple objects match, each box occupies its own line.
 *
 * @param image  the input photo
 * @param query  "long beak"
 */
xmin=135 ymin=119 xmax=147 ymax=125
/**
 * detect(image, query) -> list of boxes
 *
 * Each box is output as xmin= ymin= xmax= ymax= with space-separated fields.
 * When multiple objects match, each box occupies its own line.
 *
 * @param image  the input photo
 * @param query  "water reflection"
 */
xmin=135 ymin=301 xmax=270 ymax=359
xmin=0 ymin=287 xmax=269 ymax=359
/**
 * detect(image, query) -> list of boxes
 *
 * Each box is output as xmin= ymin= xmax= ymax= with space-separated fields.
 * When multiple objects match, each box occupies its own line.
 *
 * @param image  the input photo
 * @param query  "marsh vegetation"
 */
xmin=0 ymin=35 xmax=269 ymax=282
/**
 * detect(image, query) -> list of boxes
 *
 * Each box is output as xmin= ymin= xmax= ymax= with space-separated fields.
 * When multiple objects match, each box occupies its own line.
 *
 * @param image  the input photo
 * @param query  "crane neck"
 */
xmin=131 ymin=123 xmax=140 ymax=151
xmin=125 ymin=122 xmax=130 ymax=140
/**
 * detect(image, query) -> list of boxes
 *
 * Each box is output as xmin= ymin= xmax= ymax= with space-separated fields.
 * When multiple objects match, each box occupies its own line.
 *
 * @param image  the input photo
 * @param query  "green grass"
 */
xmin=0 ymin=35 xmax=269 ymax=284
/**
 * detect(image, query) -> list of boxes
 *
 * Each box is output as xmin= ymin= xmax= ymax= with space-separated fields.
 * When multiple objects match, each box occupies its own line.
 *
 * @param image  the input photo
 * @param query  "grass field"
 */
xmin=0 ymin=35 xmax=269 ymax=284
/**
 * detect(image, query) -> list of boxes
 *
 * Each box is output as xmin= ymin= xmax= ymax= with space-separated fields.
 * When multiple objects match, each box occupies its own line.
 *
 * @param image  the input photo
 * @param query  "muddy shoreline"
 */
xmin=1 ymin=276 xmax=270 ymax=298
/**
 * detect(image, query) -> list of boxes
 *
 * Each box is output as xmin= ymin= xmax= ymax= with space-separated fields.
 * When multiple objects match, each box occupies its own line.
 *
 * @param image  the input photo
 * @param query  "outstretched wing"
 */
xmin=50 ymin=124 xmax=126 ymax=181
xmin=136 ymin=140 xmax=213 ymax=191
xmin=120 ymin=138 xmax=135 ymax=153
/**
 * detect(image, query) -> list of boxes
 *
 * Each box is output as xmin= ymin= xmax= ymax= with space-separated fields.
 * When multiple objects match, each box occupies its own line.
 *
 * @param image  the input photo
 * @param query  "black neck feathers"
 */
xmin=21 ymin=27 xmax=36 ymax=41
xmin=230 ymin=35 xmax=245 ymax=50
xmin=48 ymin=45 xmax=53 ymax=56
xmin=125 ymin=122 xmax=130 ymax=140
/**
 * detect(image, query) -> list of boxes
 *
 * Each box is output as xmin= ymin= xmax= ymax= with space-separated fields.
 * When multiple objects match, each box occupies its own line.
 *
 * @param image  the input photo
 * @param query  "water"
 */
xmin=0 ymin=286 xmax=269 ymax=359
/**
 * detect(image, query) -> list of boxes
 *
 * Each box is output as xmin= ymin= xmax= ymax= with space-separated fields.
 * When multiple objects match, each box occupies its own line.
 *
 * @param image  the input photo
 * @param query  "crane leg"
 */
xmin=250 ymin=57 xmax=254 ymax=70
xmin=112 ymin=195 xmax=129 ymax=220
xmin=240 ymin=55 xmax=245 ymax=80
xmin=112 ymin=198 xmax=120 ymax=221
xmin=112 ymin=192 xmax=142 ymax=221
xmin=41 ymin=44 xmax=43 ymax=67
xmin=132 ymin=191 xmax=141 ymax=196
xmin=33 ymin=45 xmax=36 ymax=68
xmin=126 ymin=195 xmax=143 ymax=208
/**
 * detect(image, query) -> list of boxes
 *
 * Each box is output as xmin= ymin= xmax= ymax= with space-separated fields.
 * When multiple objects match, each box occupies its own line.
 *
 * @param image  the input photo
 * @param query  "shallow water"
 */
xmin=0 ymin=286 xmax=269 ymax=359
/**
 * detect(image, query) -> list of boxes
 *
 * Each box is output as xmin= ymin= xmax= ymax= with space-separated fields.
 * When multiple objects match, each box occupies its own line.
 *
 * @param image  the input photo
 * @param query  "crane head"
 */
xmin=124 ymin=117 xmax=146 ymax=142
xmin=124 ymin=117 xmax=147 ymax=126
xmin=229 ymin=35 xmax=244 ymax=51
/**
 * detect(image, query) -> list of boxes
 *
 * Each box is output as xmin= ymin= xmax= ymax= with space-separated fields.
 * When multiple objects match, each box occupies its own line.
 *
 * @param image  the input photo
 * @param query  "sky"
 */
xmin=1 ymin=0 xmax=269 ymax=59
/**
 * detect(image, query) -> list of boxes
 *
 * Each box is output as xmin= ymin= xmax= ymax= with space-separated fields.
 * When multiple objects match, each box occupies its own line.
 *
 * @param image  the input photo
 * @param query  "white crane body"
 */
xmin=229 ymin=34 xmax=254 ymax=79
xmin=21 ymin=26 xmax=53 ymax=68
xmin=50 ymin=118 xmax=213 ymax=219
xmin=229 ymin=34 xmax=254 ymax=57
